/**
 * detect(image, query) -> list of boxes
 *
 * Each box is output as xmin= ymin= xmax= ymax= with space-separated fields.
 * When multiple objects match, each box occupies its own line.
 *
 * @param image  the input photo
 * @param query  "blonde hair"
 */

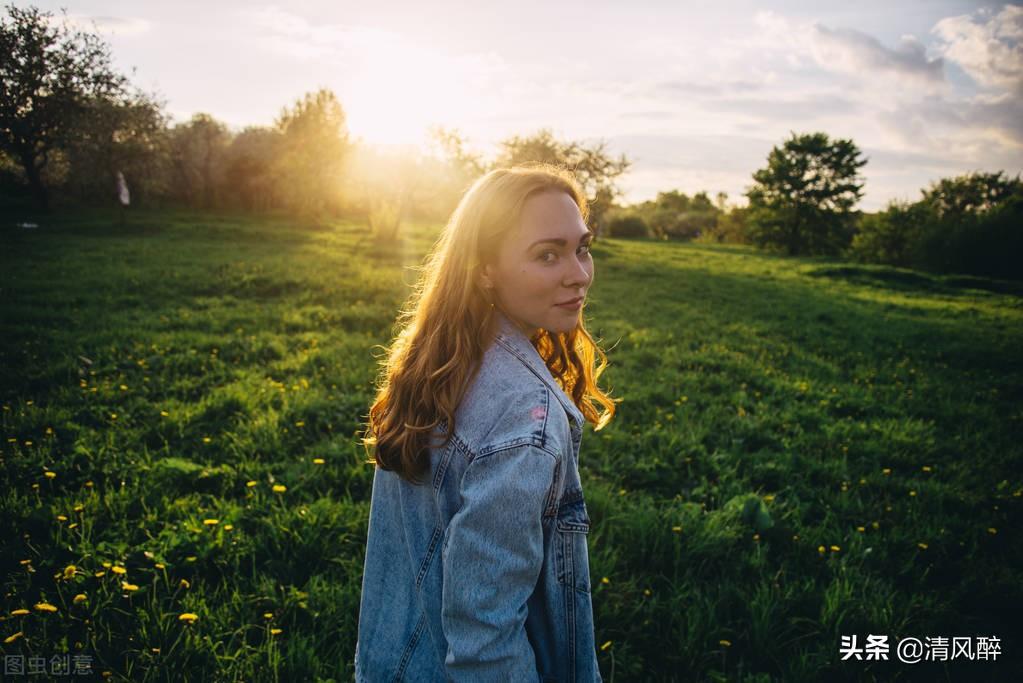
xmin=361 ymin=163 xmax=617 ymax=485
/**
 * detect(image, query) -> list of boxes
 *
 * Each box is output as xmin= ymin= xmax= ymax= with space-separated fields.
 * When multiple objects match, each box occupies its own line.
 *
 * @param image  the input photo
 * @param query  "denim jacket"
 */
xmin=354 ymin=310 xmax=602 ymax=682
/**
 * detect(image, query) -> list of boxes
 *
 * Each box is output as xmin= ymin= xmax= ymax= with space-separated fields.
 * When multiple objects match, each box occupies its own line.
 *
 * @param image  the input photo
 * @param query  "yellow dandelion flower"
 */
xmin=111 ymin=566 xmax=127 ymax=575
xmin=203 ymin=519 xmax=219 ymax=526
xmin=246 ymin=480 xmax=258 ymax=488
xmin=68 ymin=522 xmax=78 ymax=529
xmin=272 ymin=484 xmax=287 ymax=493
xmin=988 ymin=527 xmax=997 ymax=534
xmin=63 ymin=565 xmax=76 ymax=579
xmin=672 ymin=526 xmax=682 ymax=533
xmin=155 ymin=563 xmax=165 ymax=569
xmin=94 ymin=571 xmax=105 ymax=578
xmin=763 ymin=494 xmax=775 ymax=503
xmin=178 ymin=613 xmax=199 ymax=624
xmin=857 ymin=526 xmax=865 ymax=533
xmin=600 ymin=640 xmax=612 ymax=651
xmin=73 ymin=593 xmax=87 ymax=604
xmin=45 ymin=471 xmax=57 ymax=479
xmin=295 ymin=421 xmax=305 ymax=427
xmin=872 ymin=521 xmax=880 ymax=529
xmin=122 ymin=582 xmax=139 ymax=591
xmin=882 ymin=468 xmax=891 ymax=475
xmin=202 ymin=437 xmax=211 ymax=444
xmin=643 ymin=589 xmax=651 ymax=596
xmin=312 ymin=458 xmax=325 ymax=465
xmin=922 ymin=465 xmax=931 ymax=472
xmin=264 ymin=612 xmax=274 ymax=619
xmin=830 ymin=545 xmax=840 ymax=552
xmin=270 ymin=628 xmax=283 ymax=635
xmin=110 ymin=413 xmax=117 ymax=420
xmin=10 ymin=609 xmax=30 ymax=616
xmin=601 ymin=577 xmax=610 ymax=585
xmin=4 ymin=631 xmax=24 ymax=644
xmin=185 ymin=556 xmax=197 ymax=562
xmin=180 ymin=578 xmax=190 ymax=589
xmin=223 ymin=524 xmax=233 ymax=531
xmin=57 ymin=514 xmax=68 ymax=522
xmin=818 ymin=545 xmax=826 ymax=554
xmin=160 ymin=410 xmax=169 ymax=417
xmin=909 ymin=490 xmax=917 ymax=497
xmin=917 ymin=542 xmax=928 ymax=550
xmin=752 ymin=533 xmax=760 ymax=541
xmin=85 ymin=481 xmax=93 ymax=488
xmin=73 ymin=504 xmax=84 ymax=512
xmin=34 ymin=602 xmax=58 ymax=612
xmin=719 ymin=639 xmax=732 ymax=647
xmin=119 ymin=384 xmax=128 ymax=391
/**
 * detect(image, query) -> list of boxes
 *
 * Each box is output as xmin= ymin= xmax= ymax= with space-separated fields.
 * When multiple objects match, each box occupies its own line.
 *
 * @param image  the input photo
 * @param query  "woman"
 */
xmin=354 ymin=163 xmax=617 ymax=682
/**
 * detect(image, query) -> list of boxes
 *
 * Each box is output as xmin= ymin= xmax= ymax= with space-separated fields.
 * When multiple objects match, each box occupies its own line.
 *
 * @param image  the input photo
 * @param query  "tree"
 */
xmin=222 ymin=125 xmax=284 ymax=211
xmin=62 ymin=90 xmax=168 ymax=206
xmin=745 ymin=131 xmax=867 ymax=256
xmin=492 ymin=128 xmax=630 ymax=236
xmin=919 ymin=170 xmax=1021 ymax=221
xmin=167 ymin=113 xmax=231 ymax=208
xmin=0 ymin=4 xmax=133 ymax=209
xmin=273 ymin=88 xmax=351 ymax=217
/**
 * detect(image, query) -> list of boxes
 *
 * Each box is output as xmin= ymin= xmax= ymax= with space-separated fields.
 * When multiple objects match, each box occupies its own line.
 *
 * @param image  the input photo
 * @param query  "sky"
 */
xmin=30 ymin=0 xmax=1023 ymax=210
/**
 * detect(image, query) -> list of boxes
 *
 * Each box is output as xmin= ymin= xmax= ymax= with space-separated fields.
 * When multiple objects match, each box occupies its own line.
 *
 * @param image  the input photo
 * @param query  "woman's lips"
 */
xmin=555 ymin=297 xmax=583 ymax=310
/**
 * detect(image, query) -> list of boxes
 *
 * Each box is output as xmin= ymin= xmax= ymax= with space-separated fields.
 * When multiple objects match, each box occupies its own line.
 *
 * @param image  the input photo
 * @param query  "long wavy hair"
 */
xmin=361 ymin=163 xmax=618 ymax=485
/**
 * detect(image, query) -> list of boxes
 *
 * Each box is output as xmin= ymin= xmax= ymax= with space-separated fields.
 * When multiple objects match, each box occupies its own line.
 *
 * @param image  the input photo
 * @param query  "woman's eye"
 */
xmin=579 ymin=244 xmax=591 ymax=256
xmin=539 ymin=251 xmax=557 ymax=263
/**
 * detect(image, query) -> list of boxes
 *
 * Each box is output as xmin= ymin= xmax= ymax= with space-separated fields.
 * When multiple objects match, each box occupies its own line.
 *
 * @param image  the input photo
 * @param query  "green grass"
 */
xmin=1 ymin=207 xmax=1020 ymax=682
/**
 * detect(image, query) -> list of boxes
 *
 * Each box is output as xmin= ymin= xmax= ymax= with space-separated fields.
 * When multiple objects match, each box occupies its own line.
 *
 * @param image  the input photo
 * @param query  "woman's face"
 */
xmin=480 ymin=189 xmax=594 ymax=336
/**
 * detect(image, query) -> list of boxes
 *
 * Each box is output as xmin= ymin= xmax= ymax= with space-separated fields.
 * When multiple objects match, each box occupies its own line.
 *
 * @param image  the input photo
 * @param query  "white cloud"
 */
xmin=753 ymin=10 xmax=946 ymax=95
xmin=932 ymin=4 xmax=1023 ymax=93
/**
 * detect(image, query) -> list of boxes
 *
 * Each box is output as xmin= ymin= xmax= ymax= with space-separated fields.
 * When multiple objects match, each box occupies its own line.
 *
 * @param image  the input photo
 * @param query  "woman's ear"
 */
xmin=477 ymin=263 xmax=494 ymax=291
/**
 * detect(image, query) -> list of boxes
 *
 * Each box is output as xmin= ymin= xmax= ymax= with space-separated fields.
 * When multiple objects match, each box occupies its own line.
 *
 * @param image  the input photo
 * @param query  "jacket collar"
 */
xmin=492 ymin=309 xmax=585 ymax=431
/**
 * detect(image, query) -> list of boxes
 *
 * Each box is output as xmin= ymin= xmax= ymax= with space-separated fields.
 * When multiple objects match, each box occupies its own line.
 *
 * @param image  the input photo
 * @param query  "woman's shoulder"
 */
xmin=455 ymin=347 xmax=572 ymax=458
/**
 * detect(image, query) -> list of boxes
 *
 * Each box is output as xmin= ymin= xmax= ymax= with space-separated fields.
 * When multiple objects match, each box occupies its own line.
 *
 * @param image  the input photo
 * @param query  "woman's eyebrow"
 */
xmin=528 ymin=233 xmax=594 ymax=249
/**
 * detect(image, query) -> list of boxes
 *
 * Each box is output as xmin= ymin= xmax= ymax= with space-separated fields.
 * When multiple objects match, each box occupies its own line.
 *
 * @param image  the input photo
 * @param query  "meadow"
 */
xmin=1 ymin=208 xmax=1020 ymax=682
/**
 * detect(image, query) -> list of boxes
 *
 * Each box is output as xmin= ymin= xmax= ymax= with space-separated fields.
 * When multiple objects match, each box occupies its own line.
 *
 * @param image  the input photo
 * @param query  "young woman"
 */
xmin=354 ymin=163 xmax=617 ymax=682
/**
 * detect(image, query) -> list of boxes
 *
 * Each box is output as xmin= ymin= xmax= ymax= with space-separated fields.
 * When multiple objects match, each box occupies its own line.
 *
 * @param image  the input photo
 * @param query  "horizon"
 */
xmin=31 ymin=0 xmax=1023 ymax=211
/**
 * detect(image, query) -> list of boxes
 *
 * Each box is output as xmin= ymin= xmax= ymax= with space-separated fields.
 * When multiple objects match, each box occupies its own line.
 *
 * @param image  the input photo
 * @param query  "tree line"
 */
xmin=607 ymin=131 xmax=1021 ymax=281
xmin=2 ymin=4 xmax=1018 ymax=280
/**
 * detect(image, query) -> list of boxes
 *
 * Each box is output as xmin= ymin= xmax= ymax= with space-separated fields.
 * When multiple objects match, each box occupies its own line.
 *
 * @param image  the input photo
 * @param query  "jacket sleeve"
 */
xmin=441 ymin=442 xmax=558 ymax=682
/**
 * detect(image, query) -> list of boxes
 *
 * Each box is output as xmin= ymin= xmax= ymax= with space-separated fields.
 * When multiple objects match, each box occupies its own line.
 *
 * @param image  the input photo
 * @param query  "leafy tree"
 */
xmin=920 ymin=170 xmax=1021 ymax=220
xmin=273 ymin=88 xmax=351 ymax=217
xmin=628 ymin=189 xmax=720 ymax=240
xmin=167 ymin=113 xmax=231 ymax=208
xmin=849 ymin=199 xmax=929 ymax=267
xmin=0 ymin=4 xmax=133 ymax=209
xmin=222 ymin=125 xmax=284 ymax=212
xmin=745 ymin=131 xmax=867 ymax=256
xmin=849 ymin=171 xmax=1022 ymax=279
xmin=62 ymin=90 xmax=169 ymax=206
xmin=492 ymin=128 xmax=630 ymax=235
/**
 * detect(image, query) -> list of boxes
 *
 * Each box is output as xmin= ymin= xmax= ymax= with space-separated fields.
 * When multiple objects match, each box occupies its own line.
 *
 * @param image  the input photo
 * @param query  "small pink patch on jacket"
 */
xmin=530 ymin=406 xmax=546 ymax=421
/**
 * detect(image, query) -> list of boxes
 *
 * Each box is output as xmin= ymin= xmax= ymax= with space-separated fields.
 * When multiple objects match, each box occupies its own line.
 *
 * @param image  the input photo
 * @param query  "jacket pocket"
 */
xmin=554 ymin=496 xmax=592 ymax=594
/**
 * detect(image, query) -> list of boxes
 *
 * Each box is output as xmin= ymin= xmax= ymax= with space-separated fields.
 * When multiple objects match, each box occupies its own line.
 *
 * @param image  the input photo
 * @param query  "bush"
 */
xmin=607 ymin=213 xmax=651 ymax=238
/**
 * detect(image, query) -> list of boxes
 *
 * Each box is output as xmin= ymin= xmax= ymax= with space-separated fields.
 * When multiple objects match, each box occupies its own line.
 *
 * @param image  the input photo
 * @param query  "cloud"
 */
xmin=932 ymin=4 xmax=1023 ymax=93
xmin=809 ymin=25 xmax=945 ymax=90
xmin=753 ymin=10 xmax=946 ymax=94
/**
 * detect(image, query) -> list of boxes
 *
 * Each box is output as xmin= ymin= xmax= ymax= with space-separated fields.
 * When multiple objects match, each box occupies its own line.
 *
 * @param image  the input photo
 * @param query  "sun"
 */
xmin=341 ymin=40 xmax=492 ymax=147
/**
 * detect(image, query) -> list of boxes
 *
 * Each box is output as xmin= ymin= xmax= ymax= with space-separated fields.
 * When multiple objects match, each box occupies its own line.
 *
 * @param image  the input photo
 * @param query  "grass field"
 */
xmin=1 ymin=207 xmax=1021 ymax=682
